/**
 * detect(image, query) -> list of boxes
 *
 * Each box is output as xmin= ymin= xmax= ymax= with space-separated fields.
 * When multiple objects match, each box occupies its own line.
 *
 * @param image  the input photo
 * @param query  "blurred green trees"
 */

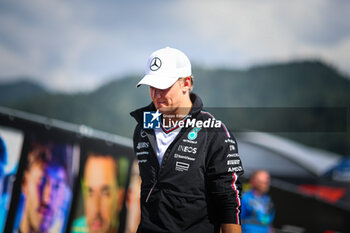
xmin=1 ymin=60 xmax=349 ymax=155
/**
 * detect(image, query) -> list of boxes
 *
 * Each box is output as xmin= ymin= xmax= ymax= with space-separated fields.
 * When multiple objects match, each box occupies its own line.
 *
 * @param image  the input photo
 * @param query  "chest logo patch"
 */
xmin=187 ymin=127 xmax=201 ymax=140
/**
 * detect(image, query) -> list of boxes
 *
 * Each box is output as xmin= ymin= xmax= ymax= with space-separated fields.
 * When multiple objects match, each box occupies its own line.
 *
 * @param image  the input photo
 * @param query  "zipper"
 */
xmin=144 ymin=125 xmax=189 ymax=203
xmin=145 ymin=182 xmax=157 ymax=203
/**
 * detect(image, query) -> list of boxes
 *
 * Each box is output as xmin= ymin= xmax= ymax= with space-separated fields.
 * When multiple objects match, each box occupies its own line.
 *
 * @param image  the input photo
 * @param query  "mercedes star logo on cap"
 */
xmin=150 ymin=57 xmax=162 ymax=71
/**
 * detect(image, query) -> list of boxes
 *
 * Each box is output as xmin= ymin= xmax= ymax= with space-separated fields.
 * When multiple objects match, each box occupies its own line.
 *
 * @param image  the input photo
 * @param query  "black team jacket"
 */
xmin=130 ymin=93 xmax=244 ymax=233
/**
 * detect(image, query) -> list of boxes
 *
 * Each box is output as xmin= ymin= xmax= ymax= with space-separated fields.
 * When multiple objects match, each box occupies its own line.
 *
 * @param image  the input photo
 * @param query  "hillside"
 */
xmin=0 ymin=60 xmax=349 ymax=155
xmin=0 ymin=79 xmax=48 ymax=106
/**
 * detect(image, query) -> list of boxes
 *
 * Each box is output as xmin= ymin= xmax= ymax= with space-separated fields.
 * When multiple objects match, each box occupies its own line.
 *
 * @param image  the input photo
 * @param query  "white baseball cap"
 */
xmin=137 ymin=47 xmax=192 ymax=89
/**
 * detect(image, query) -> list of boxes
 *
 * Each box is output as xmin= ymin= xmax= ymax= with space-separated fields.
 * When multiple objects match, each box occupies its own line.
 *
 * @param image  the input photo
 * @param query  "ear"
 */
xmin=81 ymin=178 xmax=87 ymax=199
xmin=184 ymin=77 xmax=192 ymax=88
xmin=22 ymin=171 xmax=29 ymax=195
xmin=117 ymin=188 xmax=125 ymax=212
xmin=181 ymin=77 xmax=192 ymax=94
xmin=249 ymin=178 xmax=256 ymax=188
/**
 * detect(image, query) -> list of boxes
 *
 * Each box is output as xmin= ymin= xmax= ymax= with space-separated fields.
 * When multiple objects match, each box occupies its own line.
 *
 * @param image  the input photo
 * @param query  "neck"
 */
xmin=19 ymin=209 xmax=30 ymax=233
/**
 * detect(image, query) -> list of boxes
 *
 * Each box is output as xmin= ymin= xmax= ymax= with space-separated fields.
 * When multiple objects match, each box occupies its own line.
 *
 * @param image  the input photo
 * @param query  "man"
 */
xmin=130 ymin=47 xmax=244 ymax=233
xmin=19 ymin=143 xmax=68 ymax=233
xmin=125 ymin=160 xmax=141 ymax=233
xmin=241 ymin=170 xmax=275 ymax=233
xmin=72 ymin=152 xmax=123 ymax=233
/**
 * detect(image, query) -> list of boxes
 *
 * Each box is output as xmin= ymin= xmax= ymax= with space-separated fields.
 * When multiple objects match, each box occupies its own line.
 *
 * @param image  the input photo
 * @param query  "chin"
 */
xmin=159 ymin=106 xmax=174 ymax=114
xmin=156 ymin=107 xmax=165 ymax=113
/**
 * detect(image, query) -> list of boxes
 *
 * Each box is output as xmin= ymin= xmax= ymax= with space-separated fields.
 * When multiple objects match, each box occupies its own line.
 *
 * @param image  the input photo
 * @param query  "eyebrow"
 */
xmin=101 ymin=185 xmax=111 ymax=192
xmin=87 ymin=185 xmax=112 ymax=192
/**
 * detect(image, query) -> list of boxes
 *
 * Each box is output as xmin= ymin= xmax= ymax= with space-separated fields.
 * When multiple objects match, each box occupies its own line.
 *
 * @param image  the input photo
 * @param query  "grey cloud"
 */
xmin=272 ymin=0 xmax=350 ymax=46
xmin=0 ymin=0 xmax=349 ymax=91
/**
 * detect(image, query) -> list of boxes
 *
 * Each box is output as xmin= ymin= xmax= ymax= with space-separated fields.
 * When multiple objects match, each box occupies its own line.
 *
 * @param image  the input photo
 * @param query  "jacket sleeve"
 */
xmin=205 ymin=126 xmax=244 ymax=225
xmin=132 ymin=124 xmax=141 ymax=155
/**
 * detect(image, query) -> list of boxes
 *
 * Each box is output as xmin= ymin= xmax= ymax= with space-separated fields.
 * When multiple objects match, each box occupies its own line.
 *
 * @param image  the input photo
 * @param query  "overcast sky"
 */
xmin=0 ymin=0 xmax=349 ymax=92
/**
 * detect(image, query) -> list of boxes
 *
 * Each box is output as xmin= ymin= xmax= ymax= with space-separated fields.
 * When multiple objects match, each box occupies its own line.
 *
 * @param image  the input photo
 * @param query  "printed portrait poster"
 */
xmin=13 ymin=134 xmax=80 ymax=233
xmin=0 ymin=126 xmax=24 ymax=233
xmin=124 ymin=160 xmax=141 ymax=233
xmin=71 ymin=148 xmax=130 ymax=233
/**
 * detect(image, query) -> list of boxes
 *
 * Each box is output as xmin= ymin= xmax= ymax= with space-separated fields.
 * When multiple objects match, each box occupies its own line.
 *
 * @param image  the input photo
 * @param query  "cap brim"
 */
xmin=136 ymin=75 xmax=178 ymax=90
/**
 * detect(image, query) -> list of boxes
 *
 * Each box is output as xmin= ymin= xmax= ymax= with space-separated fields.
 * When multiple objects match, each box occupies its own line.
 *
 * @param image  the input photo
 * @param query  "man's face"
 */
xmin=251 ymin=171 xmax=271 ymax=194
xmin=23 ymin=162 xmax=67 ymax=233
xmin=83 ymin=156 xmax=119 ymax=233
xmin=125 ymin=161 xmax=141 ymax=233
xmin=149 ymin=79 xmax=185 ymax=114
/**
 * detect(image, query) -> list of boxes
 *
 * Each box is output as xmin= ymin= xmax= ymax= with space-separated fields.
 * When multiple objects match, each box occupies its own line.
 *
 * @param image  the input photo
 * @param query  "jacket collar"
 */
xmin=130 ymin=92 xmax=203 ymax=124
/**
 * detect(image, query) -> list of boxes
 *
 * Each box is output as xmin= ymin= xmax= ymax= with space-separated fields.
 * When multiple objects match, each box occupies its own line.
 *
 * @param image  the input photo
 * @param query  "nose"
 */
xmin=151 ymin=87 xmax=163 ymax=98
xmin=91 ymin=193 xmax=102 ymax=216
xmin=42 ymin=179 xmax=53 ymax=205
xmin=155 ymin=89 xmax=162 ymax=98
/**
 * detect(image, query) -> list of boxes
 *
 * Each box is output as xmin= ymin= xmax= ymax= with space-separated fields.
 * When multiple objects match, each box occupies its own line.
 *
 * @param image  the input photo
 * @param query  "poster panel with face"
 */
xmin=0 ymin=126 xmax=24 ymax=233
xmin=13 ymin=134 xmax=80 ymax=233
xmin=124 ymin=160 xmax=141 ymax=233
xmin=70 ymin=144 xmax=130 ymax=233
